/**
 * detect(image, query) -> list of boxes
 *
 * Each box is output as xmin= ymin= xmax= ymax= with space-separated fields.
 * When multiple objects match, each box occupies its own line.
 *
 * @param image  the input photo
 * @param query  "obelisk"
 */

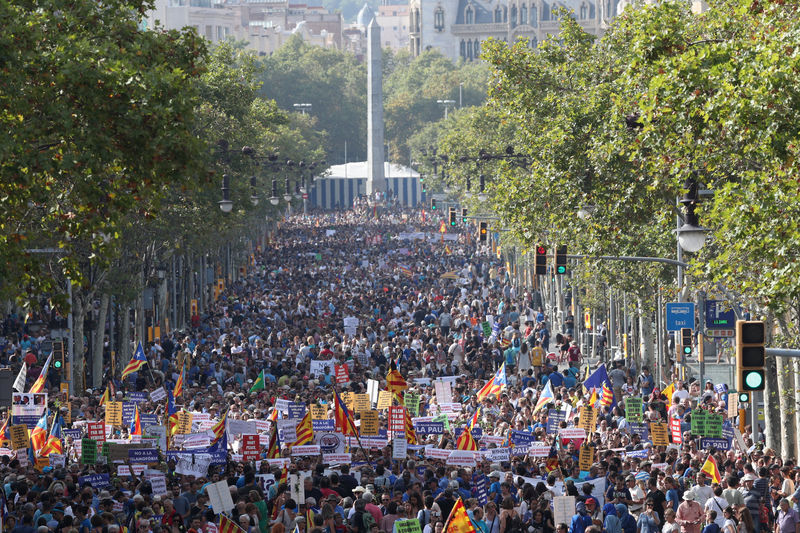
xmin=366 ymin=17 xmax=386 ymax=196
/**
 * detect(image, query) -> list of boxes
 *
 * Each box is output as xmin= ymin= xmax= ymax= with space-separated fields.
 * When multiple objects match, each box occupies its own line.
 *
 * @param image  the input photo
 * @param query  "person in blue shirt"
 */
xmin=569 ymin=502 xmax=593 ymax=533
xmin=665 ymin=477 xmax=680 ymax=511
xmin=548 ymin=366 xmax=564 ymax=388
xmin=562 ymin=369 xmax=577 ymax=388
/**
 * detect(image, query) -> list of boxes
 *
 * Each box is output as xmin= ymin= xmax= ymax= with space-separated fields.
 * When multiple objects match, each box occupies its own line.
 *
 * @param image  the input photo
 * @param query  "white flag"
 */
xmin=12 ymin=362 xmax=27 ymax=392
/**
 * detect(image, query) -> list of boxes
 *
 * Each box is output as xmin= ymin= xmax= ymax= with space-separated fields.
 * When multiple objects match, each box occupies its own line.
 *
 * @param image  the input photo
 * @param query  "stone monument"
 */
xmin=366 ymin=17 xmax=387 ymax=197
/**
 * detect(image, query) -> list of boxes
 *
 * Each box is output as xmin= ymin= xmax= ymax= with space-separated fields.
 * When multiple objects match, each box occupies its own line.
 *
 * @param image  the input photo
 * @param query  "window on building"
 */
xmin=465 ymin=5 xmax=474 ymax=23
xmin=530 ymin=3 xmax=537 ymax=23
xmin=467 ymin=39 xmax=473 ymax=59
xmin=579 ymin=2 xmax=587 ymax=18
xmin=510 ymin=5 xmax=517 ymax=26
xmin=530 ymin=36 xmax=537 ymax=47
xmin=494 ymin=6 xmax=502 ymax=22
xmin=460 ymin=39 xmax=466 ymax=58
xmin=504 ymin=6 xmax=508 ymax=21
xmin=473 ymin=39 xmax=480 ymax=58
xmin=520 ymin=3 xmax=527 ymax=24
xmin=434 ymin=6 xmax=445 ymax=30
xmin=414 ymin=8 xmax=421 ymax=31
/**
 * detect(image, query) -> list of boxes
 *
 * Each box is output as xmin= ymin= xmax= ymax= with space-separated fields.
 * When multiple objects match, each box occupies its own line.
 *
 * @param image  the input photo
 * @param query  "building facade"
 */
xmin=408 ymin=0 xmax=615 ymax=61
xmin=144 ymin=0 xmax=342 ymax=56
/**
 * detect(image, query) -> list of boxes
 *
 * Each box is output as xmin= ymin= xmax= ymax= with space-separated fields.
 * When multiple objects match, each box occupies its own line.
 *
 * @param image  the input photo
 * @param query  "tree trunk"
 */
xmin=120 ymin=303 xmax=132 ymax=374
xmin=763 ymin=314 xmax=781 ymax=453
xmin=71 ymin=287 xmax=87 ymax=395
xmin=794 ymin=358 xmax=800 ymax=460
xmin=779 ymin=355 xmax=795 ymax=459
xmin=638 ymin=297 xmax=654 ymax=371
xmin=92 ymin=292 xmax=110 ymax=389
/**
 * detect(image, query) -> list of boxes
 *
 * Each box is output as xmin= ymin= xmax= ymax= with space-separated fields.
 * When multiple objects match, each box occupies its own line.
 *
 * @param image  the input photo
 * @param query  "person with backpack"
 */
xmin=499 ymin=497 xmax=522 ymax=533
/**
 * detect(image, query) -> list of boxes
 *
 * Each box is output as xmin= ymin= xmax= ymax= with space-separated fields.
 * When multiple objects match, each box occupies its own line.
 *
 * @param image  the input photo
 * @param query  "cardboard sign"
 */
xmin=554 ymin=496 xmax=576 ymax=528
xmin=705 ymin=413 xmax=723 ymax=438
xmin=389 ymin=406 xmax=405 ymax=432
xmin=176 ymin=411 xmax=193 ymax=435
xmin=546 ymin=410 xmax=567 ymax=434
xmin=376 ymin=390 xmax=393 ymax=410
xmin=354 ymin=394 xmax=371 ymax=413
xmin=360 ymin=410 xmax=380 ymax=436
xmin=88 ymin=421 xmax=106 ymax=442
xmin=578 ymin=445 xmax=594 ymax=471
xmin=105 ymin=402 xmax=123 ymax=427
xmin=650 ymin=422 xmax=670 ymax=447
xmin=207 ymin=479 xmax=236 ymax=514
xmin=342 ymin=392 xmax=354 ymax=411
xmin=691 ymin=409 xmax=707 ymax=436
xmin=10 ymin=425 xmax=29 ymax=451
xmin=310 ymin=404 xmax=327 ymax=420
xmin=727 ymin=394 xmax=738 ymax=418
xmin=150 ymin=474 xmax=168 ymax=496
xmin=625 ymin=397 xmax=643 ymax=423
xmin=81 ymin=438 xmax=97 ymax=464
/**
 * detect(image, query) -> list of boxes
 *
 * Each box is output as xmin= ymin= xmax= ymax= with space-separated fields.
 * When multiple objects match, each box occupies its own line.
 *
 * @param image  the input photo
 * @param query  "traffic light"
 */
xmin=52 ymin=341 xmax=65 ymax=373
xmin=680 ymin=328 xmax=693 ymax=358
xmin=420 ymin=176 xmax=426 ymax=193
xmin=555 ymin=245 xmax=567 ymax=274
xmin=461 ymin=208 xmax=468 ymax=224
xmin=535 ymin=245 xmax=547 ymax=275
xmin=479 ymin=222 xmax=488 ymax=242
xmin=736 ymin=320 xmax=765 ymax=391
xmin=448 ymin=206 xmax=456 ymax=226
xmin=430 ymin=198 xmax=437 ymax=210
xmin=738 ymin=391 xmax=751 ymax=404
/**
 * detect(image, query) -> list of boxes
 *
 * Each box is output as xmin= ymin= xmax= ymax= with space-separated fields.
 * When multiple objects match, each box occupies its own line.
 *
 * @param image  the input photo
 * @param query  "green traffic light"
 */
xmin=556 ymin=266 xmax=566 ymax=274
xmin=54 ymin=360 xmax=63 ymax=368
xmin=683 ymin=346 xmax=692 ymax=354
xmin=738 ymin=392 xmax=750 ymax=403
xmin=744 ymin=370 xmax=764 ymax=389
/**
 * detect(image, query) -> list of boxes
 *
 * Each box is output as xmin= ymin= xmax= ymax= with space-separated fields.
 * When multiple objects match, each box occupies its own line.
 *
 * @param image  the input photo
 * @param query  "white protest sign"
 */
xmin=434 ymin=381 xmax=452 ymax=405
xmin=207 ymin=480 xmax=236 ymax=514
xmin=323 ymin=453 xmax=352 ymax=465
xmin=447 ymin=450 xmax=478 ymax=467
xmin=291 ymin=445 xmax=321 ymax=456
xmin=227 ymin=419 xmax=257 ymax=437
xmin=150 ymin=474 xmax=168 ymax=496
xmin=144 ymin=424 xmax=167 ymax=452
xmin=554 ymin=496 xmax=576 ymax=527
xmin=393 ymin=437 xmax=408 ymax=460
xmin=149 ymin=387 xmax=167 ymax=402
xmin=174 ymin=453 xmax=213 ymax=477
xmin=277 ymin=419 xmax=298 ymax=443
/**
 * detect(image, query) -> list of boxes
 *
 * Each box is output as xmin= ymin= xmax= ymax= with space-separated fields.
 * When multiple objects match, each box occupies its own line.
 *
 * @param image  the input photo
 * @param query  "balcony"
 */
xmin=451 ymin=22 xmax=509 ymax=34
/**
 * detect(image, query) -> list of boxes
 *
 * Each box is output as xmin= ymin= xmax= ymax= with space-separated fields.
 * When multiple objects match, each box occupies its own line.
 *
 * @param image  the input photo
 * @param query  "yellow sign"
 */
xmin=105 ymin=401 xmax=123 ymax=427
xmin=354 ymin=394 xmax=371 ymax=413
xmin=584 ymin=309 xmax=592 ymax=329
xmin=35 ymin=456 xmax=50 ymax=472
xmin=60 ymin=382 xmax=70 ymax=398
xmin=190 ymin=299 xmax=198 ymax=316
xmin=650 ymin=422 xmax=669 ymax=447
xmin=376 ymin=390 xmax=392 ymax=410
xmin=176 ymin=411 xmax=194 ymax=434
xmin=310 ymin=404 xmax=327 ymax=420
xmin=579 ymin=405 xmax=597 ymax=434
xmin=342 ymin=392 xmax=355 ymax=411
xmin=578 ymin=445 xmax=594 ymax=472
xmin=10 ymin=425 xmax=29 ymax=451
xmin=360 ymin=410 xmax=380 ymax=436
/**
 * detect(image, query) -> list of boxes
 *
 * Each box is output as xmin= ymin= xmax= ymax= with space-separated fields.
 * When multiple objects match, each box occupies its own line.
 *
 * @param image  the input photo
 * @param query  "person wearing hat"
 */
xmin=676 ymin=490 xmax=703 ymax=533
xmin=570 ymin=501 xmax=593 ymax=533
xmin=741 ymin=474 xmax=762 ymax=532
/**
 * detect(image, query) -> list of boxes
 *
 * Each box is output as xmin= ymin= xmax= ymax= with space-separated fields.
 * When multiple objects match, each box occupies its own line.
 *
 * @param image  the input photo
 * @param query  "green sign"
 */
xmin=81 ymin=438 xmax=97 ymax=465
xmin=432 ymin=413 xmax=450 ymax=431
xmin=625 ymin=397 xmax=643 ymax=423
xmin=102 ymin=441 xmax=110 ymax=457
xmin=704 ymin=413 xmax=723 ymax=438
xmin=395 ymin=519 xmax=422 ymax=533
xmin=404 ymin=392 xmax=421 ymax=416
xmin=481 ymin=321 xmax=492 ymax=338
xmin=691 ymin=410 xmax=707 ymax=436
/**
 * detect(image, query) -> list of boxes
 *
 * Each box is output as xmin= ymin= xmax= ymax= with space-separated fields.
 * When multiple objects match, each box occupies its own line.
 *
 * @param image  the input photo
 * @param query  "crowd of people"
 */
xmin=2 ymin=207 xmax=800 ymax=533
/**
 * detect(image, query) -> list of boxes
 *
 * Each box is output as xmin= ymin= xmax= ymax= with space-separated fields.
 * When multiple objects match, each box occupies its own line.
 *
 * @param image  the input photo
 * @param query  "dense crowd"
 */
xmin=1 ymin=208 xmax=799 ymax=533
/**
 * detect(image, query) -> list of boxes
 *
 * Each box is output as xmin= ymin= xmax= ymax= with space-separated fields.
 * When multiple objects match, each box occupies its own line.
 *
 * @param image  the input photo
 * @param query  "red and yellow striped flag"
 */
xmin=404 ymin=408 xmax=417 ymax=444
xmin=444 ymin=498 xmax=476 ymax=533
xmin=455 ymin=427 xmax=477 ymax=451
xmin=292 ymin=410 xmax=314 ymax=446
xmin=386 ymin=360 xmax=407 ymax=400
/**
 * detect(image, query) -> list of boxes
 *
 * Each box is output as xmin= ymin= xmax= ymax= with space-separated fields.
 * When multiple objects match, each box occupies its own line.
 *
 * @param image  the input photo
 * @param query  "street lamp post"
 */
xmin=436 ymin=99 xmax=455 ymax=119
xmin=293 ymin=103 xmax=312 ymax=115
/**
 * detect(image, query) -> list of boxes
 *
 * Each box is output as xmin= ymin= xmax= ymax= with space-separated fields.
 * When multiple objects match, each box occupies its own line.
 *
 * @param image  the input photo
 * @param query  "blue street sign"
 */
xmin=705 ymin=300 xmax=736 ymax=330
xmin=666 ymin=302 xmax=695 ymax=331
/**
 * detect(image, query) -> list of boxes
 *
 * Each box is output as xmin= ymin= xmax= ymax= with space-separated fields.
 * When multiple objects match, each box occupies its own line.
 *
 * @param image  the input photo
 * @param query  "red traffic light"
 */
xmin=536 ymin=246 xmax=546 ymax=255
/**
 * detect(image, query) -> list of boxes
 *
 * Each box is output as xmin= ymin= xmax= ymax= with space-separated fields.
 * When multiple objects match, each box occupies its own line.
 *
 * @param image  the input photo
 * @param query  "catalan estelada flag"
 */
xmin=386 ymin=360 xmax=407 ymax=400
xmin=533 ymin=380 xmax=554 ymax=414
xmin=397 ymin=264 xmax=413 ymax=277
xmin=455 ymin=426 xmax=477 ymax=451
xmin=600 ymin=381 xmax=615 ymax=408
xmin=30 ymin=411 xmax=48 ymax=455
xmin=334 ymin=390 xmax=357 ymax=436
xmin=28 ymin=354 xmax=52 ymax=394
xmin=468 ymin=407 xmax=481 ymax=431
xmin=174 ymin=365 xmax=185 ymax=398
xmin=40 ymin=420 xmax=63 ymax=456
xmin=476 ymin=363 xmax=507 ymax=402
xmin=443 ymin=498 xmax=476 ymax=533
xmin=701 ymin=453 xmax=721 ymax=483
xmin=292 ymin=410 xmax=313 ymax=446
xmin=122 ymin=341 xmax=148 ymax=379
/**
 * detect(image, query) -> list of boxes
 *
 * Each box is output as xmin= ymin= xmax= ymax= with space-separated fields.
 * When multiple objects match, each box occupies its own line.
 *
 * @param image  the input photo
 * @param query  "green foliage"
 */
xmin=258 ymin=35 xmax=367 ymax=163
xmin=0 ymin=0 xmax=208 ymax=305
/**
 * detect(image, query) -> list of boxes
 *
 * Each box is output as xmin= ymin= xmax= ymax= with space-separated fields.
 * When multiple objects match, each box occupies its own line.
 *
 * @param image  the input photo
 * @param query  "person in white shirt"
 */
xmin=693 ymin=474 xmax=714 ymax=509
xmin=704 ymin=485 xmax=729 ymax=528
